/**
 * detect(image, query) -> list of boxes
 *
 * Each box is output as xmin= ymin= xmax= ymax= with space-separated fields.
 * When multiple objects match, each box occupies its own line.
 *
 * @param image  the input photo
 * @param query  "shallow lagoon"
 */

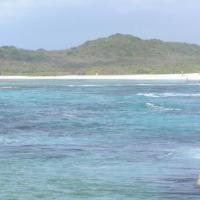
xmin=0 ymin=80 xmax=200 ymax=199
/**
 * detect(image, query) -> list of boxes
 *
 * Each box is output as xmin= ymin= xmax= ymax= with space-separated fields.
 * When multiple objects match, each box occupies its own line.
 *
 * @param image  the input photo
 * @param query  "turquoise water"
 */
xmin=0 ymin=80 xmax=200 ymax=199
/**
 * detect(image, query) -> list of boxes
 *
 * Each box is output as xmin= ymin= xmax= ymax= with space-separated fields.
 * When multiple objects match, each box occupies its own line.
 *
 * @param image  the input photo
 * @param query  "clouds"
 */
xmin=107 ymin=0 xmax=173 ymax=11
xmin=0 ymin=0 xmax=196 ymax=19
xmin=0 ymin=0 xmax=34 ymax=19
xmin=0 ymin=0 xmax=180 ymax=17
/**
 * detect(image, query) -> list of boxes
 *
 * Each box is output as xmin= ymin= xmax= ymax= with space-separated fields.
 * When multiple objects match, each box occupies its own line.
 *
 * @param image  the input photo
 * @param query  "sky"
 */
xmin=0 ymin=0 xmax=199 ymax=49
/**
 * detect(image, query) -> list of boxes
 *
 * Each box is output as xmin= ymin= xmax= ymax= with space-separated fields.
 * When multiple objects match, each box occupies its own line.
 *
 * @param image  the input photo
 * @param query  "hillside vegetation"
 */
xmin=1 ymin=34 xmax=200 ymax=75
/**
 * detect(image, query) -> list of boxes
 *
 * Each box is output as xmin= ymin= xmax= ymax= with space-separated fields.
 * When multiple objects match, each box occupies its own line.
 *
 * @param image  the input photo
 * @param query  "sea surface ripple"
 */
xmin=0 ymin=80 xmax=200 ymax=200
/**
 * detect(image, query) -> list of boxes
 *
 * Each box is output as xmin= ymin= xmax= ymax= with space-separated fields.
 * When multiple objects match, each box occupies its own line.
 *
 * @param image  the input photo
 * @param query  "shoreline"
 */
xmin=0 ymin=73 xmax=200 ymax=80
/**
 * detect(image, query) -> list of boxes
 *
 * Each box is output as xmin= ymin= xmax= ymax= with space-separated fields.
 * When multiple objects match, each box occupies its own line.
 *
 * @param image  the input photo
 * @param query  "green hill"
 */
xmin=1 ymin=33 xmax=200 ymax=75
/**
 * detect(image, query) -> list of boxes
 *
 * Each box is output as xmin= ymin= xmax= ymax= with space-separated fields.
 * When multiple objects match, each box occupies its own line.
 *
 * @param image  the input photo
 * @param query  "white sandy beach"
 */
xmin=0 ymin=73 xmax=200 ymax=80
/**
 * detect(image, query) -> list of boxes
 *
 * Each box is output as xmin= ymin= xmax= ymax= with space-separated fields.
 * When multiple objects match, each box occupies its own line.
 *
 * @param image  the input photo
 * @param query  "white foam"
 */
xmin=161 ymin=93 xmax=200 ymax=97
xmin=0 ymin=86 xmax=17 ymax=89
xmin=134 ymin=83 xmax=199 ymax=86
xmin=137 ymin=93 xmax=200 ymax=98
xmin=146 ymin=103 xmax=182 ymax=112
xmin=67 ymin=84 xmax=98 ymax=87
xmin=137 ymin=93 xmax=160 ymax=98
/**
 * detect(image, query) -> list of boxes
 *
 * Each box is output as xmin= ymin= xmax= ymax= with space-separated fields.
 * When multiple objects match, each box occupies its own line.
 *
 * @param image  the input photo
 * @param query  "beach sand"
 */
xmin=0 ymin=73 xmax=200 ymax=80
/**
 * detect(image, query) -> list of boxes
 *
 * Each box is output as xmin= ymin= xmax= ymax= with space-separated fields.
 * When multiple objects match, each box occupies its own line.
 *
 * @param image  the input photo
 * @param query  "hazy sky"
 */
xmin=0 ymin=0 xmax=199 ymax=49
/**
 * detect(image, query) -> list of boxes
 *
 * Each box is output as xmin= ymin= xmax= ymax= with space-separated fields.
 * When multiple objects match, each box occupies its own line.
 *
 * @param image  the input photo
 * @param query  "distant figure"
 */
xmin=197 ymin=174 xmax=200 ymax=186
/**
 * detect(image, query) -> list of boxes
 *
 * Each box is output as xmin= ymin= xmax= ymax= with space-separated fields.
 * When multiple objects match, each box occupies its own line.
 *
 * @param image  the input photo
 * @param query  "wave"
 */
xmin=137 ymin=93 xmax=160 ymax=98
xmin=153 ymin=148 xmax=200 ymax=161
xmin=154 ymin=151 xmax=175 ymax=160
xmin=134 ymin=83 xmax=200 ymax=86
xmin=137 ymin=93 xmax=200 ymax=98
xmin=66 ymin=84 xmax=199 ymax=87
xmin=146 ymin=103 xmax=182 ymax=112
xmin=67 ymin=84 xmax=102 ymax=87
xmin=161 ymin=93 xmax=200 ymax=97
xmin=0 ymin=86 xmax=18 ymax=89
xmin=65 ymin=84 xmax=127 ymax=87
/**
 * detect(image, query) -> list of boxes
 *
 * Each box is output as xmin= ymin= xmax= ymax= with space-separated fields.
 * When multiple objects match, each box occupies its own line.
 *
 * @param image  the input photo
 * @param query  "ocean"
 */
xmin=0 ymin=80 xmax=200 ymax=199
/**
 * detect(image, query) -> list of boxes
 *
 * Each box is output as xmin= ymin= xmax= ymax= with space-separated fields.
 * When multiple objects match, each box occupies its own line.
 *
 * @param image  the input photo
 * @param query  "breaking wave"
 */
xmin=0 ymin=86 xmax=18 ymax=89
xmin=137 ymin=93 xmax=160 ymax=98
xmin=66 ymin=85 xmax=102 ymax=87
xmin=137 ymin=93 xmax=200 ymax=98
xmin=146 ymin=103 xmax=182 ymax=112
